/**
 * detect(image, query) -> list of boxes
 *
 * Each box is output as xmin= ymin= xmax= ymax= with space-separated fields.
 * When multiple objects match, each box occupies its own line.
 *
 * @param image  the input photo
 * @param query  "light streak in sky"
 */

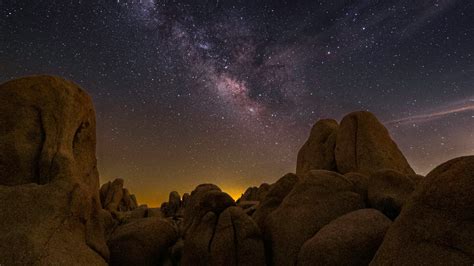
xmin=387 ymin=98 xmax=474 ymax=125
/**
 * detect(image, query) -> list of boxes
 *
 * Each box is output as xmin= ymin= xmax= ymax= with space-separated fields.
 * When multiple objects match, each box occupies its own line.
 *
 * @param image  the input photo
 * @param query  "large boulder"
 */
xmin=335 ymin=111 xmax=415 ymax=175
xmin=296 ymin=119 xmax=338 ymax=175
xmin=297 ymin=209 xmax=391 ymax=266
xmin=0 ymin=76 xmax=108 ymax=264
xmin=265 ymin=170 xmax=365 ymax=265
xmin=182 ymin=206 xmax=265 ymax=266
xmin=108 ymin=217 xmax=179 ymax=266
xmin=371 ymin=156 xmax=474 ymax=265
xmin=252 ymin=173 xmax=299 ymax=230
xmin=367 ymin=169 xmax=418 ymax=219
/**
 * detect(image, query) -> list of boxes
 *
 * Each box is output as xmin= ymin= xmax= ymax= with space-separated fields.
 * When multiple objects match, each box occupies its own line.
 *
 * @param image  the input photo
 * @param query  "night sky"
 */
xmin=1 ymin=0 xmax=473 ymax=206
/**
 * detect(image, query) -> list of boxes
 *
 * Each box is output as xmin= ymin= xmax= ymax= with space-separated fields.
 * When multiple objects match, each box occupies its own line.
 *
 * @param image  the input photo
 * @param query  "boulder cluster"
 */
xmin=1 ymin=75 xmax=473 ymax=265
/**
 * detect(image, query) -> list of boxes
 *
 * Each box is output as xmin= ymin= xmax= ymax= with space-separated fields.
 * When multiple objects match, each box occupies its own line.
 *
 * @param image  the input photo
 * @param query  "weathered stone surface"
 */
xmin=108 ymin=217 xmax=178 ymax=266
xmin=368 ymin=169 xmax=417 ymax=219
xmin=345 ymin=172 xmax=369 ymax=202
xmin=182 ymin=206 xmax=265 ymax=266
xmin=265 ymin=170 xmax=365 ymax=266
xmin=298 ymin=209 xmax=391 ymax=266
xmin=296 ymin=119 xmax=338 ymax=175
xmin=371 ymin=156 xmax=474 ymax=265
xmin=252 ymin=173 xmax=299 ymax=230
xmin=335 ymin=111 xmax=415 ymax=175
xmin=0 ymin=76 xmax=107 ymax=265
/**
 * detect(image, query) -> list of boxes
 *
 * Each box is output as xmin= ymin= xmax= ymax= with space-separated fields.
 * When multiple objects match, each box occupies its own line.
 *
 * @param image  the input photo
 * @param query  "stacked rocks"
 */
xmin=100 ymin=178 xmax=138 ymax=212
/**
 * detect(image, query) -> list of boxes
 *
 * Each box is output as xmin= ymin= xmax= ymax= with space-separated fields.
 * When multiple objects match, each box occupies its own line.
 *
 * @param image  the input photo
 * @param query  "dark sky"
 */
xmin=1 ymin=0 xmax=473 ymax=205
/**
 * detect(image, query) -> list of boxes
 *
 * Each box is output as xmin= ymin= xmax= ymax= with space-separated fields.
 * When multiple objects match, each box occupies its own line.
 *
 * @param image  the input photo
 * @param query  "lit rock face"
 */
xmin=335 ymin=111 xmax=415 ymax=175
xmin=264 ymin=170 xmax=365 ymax=266
xmin=0 ymin=76 xmax=108 ymax=265
xmin=296 ymin=119 xmax=338 ymax=176
xmin=370 ymin=156 xmax=474 ymax=265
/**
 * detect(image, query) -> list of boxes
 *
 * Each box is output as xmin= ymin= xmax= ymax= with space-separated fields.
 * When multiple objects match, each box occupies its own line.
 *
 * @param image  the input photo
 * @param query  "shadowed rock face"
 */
xmin=367 ymin=169 xmax=419 ymax=220
xmin=0 ymin=76 xmax=108 ymax=265
xmin=108 ymin=217 xmax=179 ymax=266
xmin=335 ymin=111 xmax=415 ymax=176
xmin=370 ymin=156 xmax=474 ymax=265
xmin=298 ymin=209 xmax=391 ymax=266
xmin=296 ymin=119 xmax=338 ymax=175
xmin=265 ymin=170 xmax=365 ymax=266
xmin=252 ymin=173 xmax=299 ymax=230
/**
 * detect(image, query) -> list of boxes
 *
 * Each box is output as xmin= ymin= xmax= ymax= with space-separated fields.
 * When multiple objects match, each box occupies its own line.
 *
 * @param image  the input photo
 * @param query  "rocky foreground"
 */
xmin=0 ymin=75 xmax=472 ymax=266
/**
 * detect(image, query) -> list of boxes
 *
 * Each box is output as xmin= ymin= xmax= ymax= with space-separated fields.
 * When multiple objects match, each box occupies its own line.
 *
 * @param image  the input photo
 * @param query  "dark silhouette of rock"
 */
xmin=238 ymin=183 xmax=271 ymax=202
xmin=370 ymin=156 xmax=474 ymax=265
xmin=335 ymin=111 xmax=415 ymax=175
xmin=265 ymin=170 xmax=365 ymax=266
xmin=367 ymin=169 xmax=418 ymax=219
xmin=252 ymin=173 xmax=299 ymax=230
xmin=0 ymin=76 xmax=108 ymax=264
xmin=182 ymin=184 xmax=235 ymax=235
xmin=238 ymin=200 xmax=260 ymax=216
xmin=169 ymin=191 xmax=181 ymax=212
xmin=182 ymin=192 xmax=190 ymax=207
xmin=161 ymin=190 xmax=182 ymax=217
xmin=182 ymin=206 xmax=265 ymax=266
xmin=298 ymin=209 xmax=391 ymax=266
xmin=146 ymin=207 xmax=164 ymax=218
xmin=296 ymin=119 xmax=338 ymax=175
xmin=108 ymin=217 xmax=178 ymax=266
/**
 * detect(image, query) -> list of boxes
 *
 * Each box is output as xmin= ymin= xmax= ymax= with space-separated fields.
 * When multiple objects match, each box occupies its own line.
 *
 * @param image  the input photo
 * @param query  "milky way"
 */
xmin=1 ymin=0 xmax=473 ymax=205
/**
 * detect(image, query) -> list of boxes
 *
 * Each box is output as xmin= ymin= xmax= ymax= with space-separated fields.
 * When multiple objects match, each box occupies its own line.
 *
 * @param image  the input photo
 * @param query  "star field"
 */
xmin=1 ymin=0 xmax=473 ymax=205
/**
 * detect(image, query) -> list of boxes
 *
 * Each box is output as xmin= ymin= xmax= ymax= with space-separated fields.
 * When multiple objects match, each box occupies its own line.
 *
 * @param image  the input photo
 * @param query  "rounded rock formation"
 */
xmin=297 ymin=209 xmax=391 ymax=266
xmin=296 ymin=119 xmax=338 ymax=176
xmin=108 ymin=217 xmax=178 ymax=266
xmin=265 ymin=170 xmax=365 ymax=266
xmin=370 ymin=156 xmax=474 ymax=265
xmin=335 ymin=111 xmax=415 ymax=175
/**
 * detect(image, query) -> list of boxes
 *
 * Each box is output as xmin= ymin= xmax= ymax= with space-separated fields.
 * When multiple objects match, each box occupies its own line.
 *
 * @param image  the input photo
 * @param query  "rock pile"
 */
xmin=100 ymin=178 xmax=138 ymax=212
xmin=1 ymin=76 xmax=472 ymax=265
